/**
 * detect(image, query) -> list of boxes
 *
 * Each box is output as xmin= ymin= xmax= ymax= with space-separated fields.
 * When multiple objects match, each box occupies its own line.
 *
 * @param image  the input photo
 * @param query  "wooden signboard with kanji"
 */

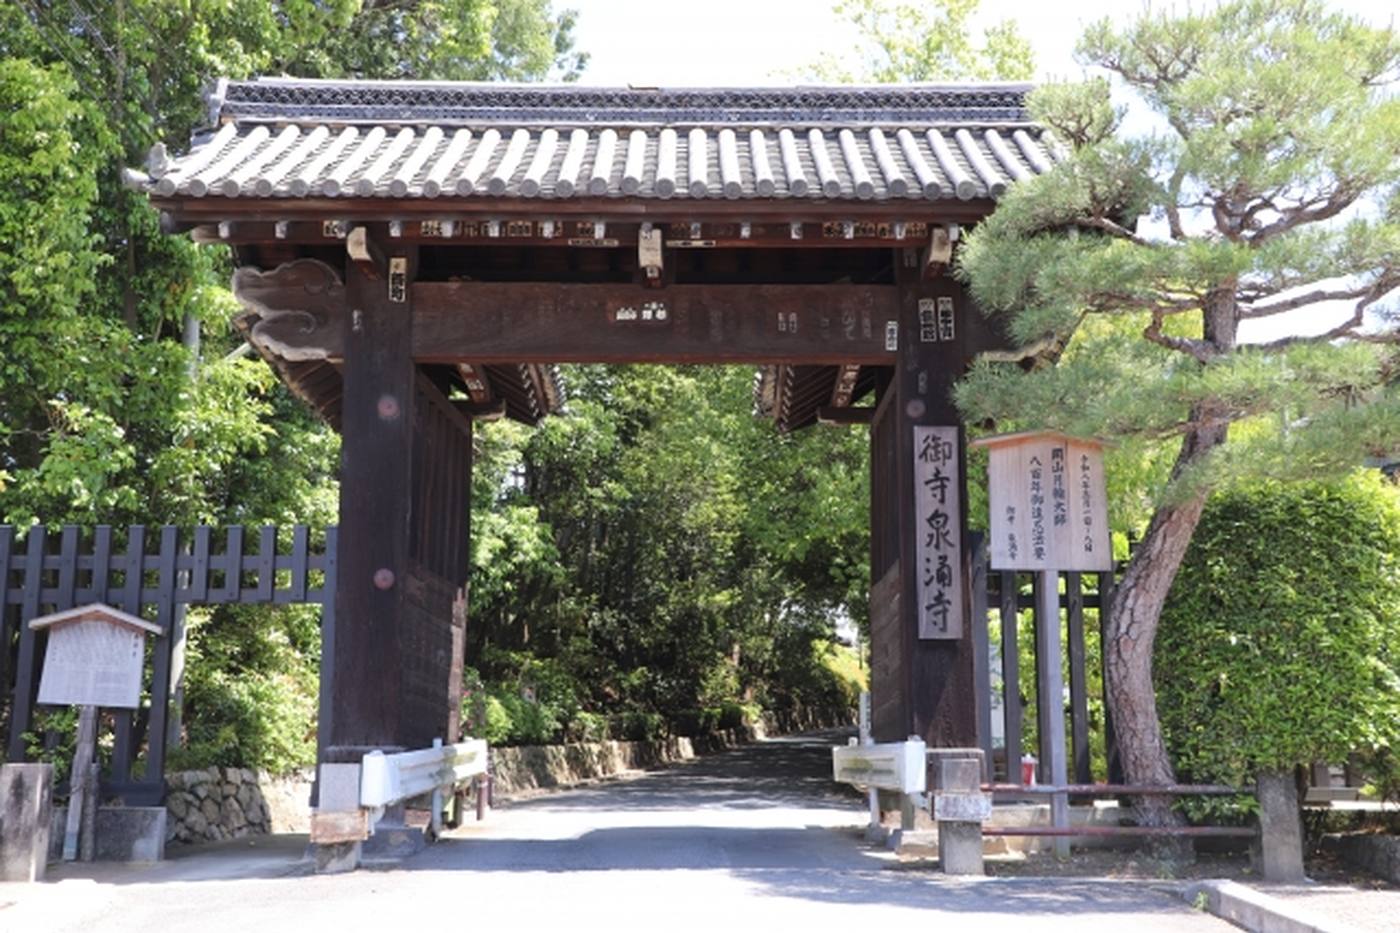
xmin=913 ymin=426 xmax=963 ymax=639
xmin=31 ymin=603 xmax=162 ymax=710
xmin=974 ymin=431 xmax=1111 ymax=573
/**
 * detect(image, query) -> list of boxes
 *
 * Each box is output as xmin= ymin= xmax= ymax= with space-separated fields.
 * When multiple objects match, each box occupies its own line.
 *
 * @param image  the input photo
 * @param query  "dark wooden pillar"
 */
xmin=872 ymin=249 xmax=978 ymax=748
xmin=327 ymin=244 xmax=419 ymax=755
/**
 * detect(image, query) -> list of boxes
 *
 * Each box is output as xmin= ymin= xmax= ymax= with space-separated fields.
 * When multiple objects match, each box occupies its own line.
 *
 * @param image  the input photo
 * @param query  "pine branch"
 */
xmin=1144 ymin=310 xmax=1216 ymax=363
xmin=1250 ymin=183 xmax=1366 ymax=243
xmin=1253 ymin=280 xmax=1400 ymax=351
xmin=1079 ymin=215 xmax=1155 ymax=246
xmin=1239 ymin=285 xmax=1382 ymax=319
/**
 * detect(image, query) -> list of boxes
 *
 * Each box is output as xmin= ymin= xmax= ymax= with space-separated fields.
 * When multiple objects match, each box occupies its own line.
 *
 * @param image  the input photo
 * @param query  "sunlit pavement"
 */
xmin=1 ymin=733 xmax=1231 ymax=932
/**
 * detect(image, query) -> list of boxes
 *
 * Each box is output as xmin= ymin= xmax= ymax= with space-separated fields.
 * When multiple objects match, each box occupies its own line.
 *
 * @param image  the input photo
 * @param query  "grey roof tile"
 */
xmin=145 ymin=78 xmax=1059 ymax=203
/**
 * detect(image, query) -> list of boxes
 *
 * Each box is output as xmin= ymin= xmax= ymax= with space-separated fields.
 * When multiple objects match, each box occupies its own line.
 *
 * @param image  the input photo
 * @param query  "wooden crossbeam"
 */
xmin=410 ymin=282 xmax=900 ymax=364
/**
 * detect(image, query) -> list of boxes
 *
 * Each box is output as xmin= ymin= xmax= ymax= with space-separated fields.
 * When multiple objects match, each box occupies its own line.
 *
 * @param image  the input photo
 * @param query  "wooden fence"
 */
xmin=969 ymin=532 xmax=1123 ymax=785
xmin=0 ymin=524 xmax=336 ymax=806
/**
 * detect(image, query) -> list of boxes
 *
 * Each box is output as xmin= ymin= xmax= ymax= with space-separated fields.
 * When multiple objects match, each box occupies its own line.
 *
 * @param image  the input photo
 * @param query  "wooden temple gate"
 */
xmin=123 ymin=80 xmax=1064 ymax=800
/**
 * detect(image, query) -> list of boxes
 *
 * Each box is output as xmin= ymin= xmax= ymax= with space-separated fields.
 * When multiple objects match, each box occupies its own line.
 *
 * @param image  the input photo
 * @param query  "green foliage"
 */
xmin=1157 ymin=472 xmax=1400 ymax=784
xmin=957 ymin=1 xmax=1400 ymax=503
xmin=464 ymin=366 xmax=866 ymax=743
xmin=809 ymin=0 xmax=1033 ymax=81
xmin=956 ymin=0 xmax=1400 ymax=792
xmin=170 ymin=605 xmax=322 ymax=772
xmin=0 ymin=1 xmax=581 ymax=771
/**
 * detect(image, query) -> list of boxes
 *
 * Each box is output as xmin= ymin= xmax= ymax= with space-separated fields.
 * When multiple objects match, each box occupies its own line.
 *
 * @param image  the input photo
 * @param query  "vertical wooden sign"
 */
xmin=913 ymin=425 xmax=963 ymax=640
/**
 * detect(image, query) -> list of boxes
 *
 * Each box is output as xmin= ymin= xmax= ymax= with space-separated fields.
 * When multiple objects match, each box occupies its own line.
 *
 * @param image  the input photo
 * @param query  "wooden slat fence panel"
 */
xmin=1066 ymin=572 xmax=1091 ymax=784
xmin=998 ymin=569 xmax=1021 ymax=783
xmin=1 ymin=524 xmax=336 ymax=804
xmin=985 ymin=555 xmax=1121 ymax=786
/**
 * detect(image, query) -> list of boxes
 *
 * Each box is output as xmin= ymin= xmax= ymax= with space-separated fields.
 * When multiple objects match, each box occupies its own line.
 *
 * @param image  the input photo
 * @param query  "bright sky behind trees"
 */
xmin=568 ymin=0 xmax=1394 ymax=87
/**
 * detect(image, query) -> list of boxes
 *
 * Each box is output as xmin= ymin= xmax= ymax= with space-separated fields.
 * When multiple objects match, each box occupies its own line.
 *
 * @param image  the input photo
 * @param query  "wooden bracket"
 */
xmin=818 ymin=405 xmax=875 ymax=425
xmin=456 ymin=363 xmax=494 ymax=405
xmin=924 ymin=225 xmax=953 ymax=275
xmin=232 ymin=259 xmax=346 ymax=361
xmin=830 ymin=363 xmax=862 ymax=408
xmin=347 ymin=225 xmax=386 ymax=280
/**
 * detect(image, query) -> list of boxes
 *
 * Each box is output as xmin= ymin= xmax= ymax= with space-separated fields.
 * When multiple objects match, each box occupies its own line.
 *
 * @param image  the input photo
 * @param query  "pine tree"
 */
xmin=957 ymin=0 xmax=1400 ymax=827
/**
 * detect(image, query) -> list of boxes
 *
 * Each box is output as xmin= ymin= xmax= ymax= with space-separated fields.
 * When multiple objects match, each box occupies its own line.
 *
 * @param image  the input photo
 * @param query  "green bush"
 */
xmin=1157 ymin=472 xmax=1400 ymax=786
xmin=172 ymin=668 xmax=317 ymax=773
xmin=568 ymin=710 xmax=609 ymax=743
xmin=611 ymin=710 xmax=667 ymax=742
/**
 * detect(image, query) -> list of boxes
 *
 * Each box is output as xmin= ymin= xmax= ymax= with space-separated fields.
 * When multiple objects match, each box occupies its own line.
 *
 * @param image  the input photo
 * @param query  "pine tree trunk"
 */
xmin=1104 ymin=420 xmax=1228 ymax=834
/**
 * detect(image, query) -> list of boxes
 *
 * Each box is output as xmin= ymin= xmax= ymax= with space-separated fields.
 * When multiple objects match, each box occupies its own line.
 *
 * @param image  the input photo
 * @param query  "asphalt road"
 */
xmin=4 ymin=732 xmax=1231 ymax=932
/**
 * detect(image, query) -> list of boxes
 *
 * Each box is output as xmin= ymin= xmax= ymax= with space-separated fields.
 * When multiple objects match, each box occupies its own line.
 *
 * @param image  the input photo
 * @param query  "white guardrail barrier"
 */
xmin=360 ymin=738 xmax=489 ymax=808
xmin=832 ymin=737 xmax=927 ymax=794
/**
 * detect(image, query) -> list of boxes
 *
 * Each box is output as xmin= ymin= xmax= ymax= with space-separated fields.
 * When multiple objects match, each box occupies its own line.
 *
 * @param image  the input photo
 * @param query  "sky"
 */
xmin=564 ymin=0 xmax=1397 ymax=343
xmin=565 ymin=0 xmax=1396 ymax=86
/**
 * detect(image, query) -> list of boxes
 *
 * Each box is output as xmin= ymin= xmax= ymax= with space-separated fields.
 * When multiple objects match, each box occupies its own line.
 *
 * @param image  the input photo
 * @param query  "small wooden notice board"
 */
xmin=29 ymin=603 xmax=162 ymax=862
xmin=970 ymin=430 xmax=1112 ymax=854
xmin=32 ymin=603 xmax=162 ymax=709
xmin=975 ymin=431 xmax=1112 ymax=573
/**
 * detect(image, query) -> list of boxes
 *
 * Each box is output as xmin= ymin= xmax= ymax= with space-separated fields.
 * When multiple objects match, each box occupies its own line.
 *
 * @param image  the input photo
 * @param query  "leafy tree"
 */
xmin=956 ymin=0 xmax=1400 ymax=825
xmin=1157 ymin=472 xmax=1400 ymax=875
xmin=810 ymin=0 xmax=1033 ymax=81
xmin=466 ymin=365 xmax=869 ymax=738
xmin=0 ymin=0 xmax=584 ymax=767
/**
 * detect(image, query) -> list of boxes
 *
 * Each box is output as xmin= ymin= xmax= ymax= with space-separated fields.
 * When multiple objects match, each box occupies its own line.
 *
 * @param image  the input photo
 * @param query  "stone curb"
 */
xmin=1181 ymin=879 xmax=1360 ymax=933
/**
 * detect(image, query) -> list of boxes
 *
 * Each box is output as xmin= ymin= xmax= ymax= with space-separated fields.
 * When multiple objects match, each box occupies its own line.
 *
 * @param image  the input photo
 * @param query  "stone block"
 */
xmin=361 ymin=804 xmax=427 ymax=865
xmin=927 ymin=747 xmax=986 ymax=791
xmin=222 ymin=797 xmax=247 ymax=828
xmin=1255 ymin=770 xmax=1306 ymax=882
xmin=201 ymin=797 xmax=220 ymax=823
xmin=315 ymin=841 xmax=361 ymax=874
xmin=236 ymin=783 xmax=255 ymax=809
xmin=93 ymin=807 xmax=166 ymax=862
xmin=939 ymin=820 xmax=985 ymax=876
xmin=933 ymin=792 xmax=993 ymax=822
xmin=2 ymin=764 xmax=53 ymax=882
xmin=317 ymin=763 xmax=362 ymax=811
xmin=938 ymin=759 xmax=982 ymax=794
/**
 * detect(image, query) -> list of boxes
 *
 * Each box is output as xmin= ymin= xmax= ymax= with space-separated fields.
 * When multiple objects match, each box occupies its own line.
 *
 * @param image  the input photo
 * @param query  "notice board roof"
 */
xmin=28 ymin=602 xmax=164 ymax=635
xmin=969 ymin=430 xmax=1113 ymax=451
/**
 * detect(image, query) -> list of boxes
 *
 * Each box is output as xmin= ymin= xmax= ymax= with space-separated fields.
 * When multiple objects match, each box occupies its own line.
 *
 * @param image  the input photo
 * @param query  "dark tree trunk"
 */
xmin=1104 ymin=418 xmax=1228 ymax=832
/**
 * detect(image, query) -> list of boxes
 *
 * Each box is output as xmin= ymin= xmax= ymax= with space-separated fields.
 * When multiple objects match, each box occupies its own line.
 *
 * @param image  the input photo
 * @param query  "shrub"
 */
xmin=173 ymin=668 xmax=317 ymax=773
xmin=1157 ymin=472 xmax=1400 ymax=786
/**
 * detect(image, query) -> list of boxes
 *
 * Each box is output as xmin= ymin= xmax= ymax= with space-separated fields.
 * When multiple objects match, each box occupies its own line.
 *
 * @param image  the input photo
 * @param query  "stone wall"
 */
xmin=163 ymin=707 xmax=851 ymax=844
xmin=1322 ymin=832 xmax=1400 ymax=883
xmin=164 ymin=767 xmax=312 ymax=845
xmin=491 ymin=707 xmax=853 ymax=797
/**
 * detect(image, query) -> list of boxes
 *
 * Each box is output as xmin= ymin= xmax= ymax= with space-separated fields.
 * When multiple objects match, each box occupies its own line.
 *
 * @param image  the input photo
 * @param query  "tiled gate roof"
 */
xmin=141 ymin=78 xmax=1062 ymax=204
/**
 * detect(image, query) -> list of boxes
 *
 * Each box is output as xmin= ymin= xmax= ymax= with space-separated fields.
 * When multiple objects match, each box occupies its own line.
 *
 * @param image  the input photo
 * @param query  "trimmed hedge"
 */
xmin=1157 ymin=471 xmax=1400 ymax=784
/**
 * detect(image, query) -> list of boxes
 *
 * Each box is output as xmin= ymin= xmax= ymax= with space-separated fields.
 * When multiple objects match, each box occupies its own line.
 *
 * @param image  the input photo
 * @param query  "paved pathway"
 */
xmin=3 ymin=732 xmax=1230 ymax=932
